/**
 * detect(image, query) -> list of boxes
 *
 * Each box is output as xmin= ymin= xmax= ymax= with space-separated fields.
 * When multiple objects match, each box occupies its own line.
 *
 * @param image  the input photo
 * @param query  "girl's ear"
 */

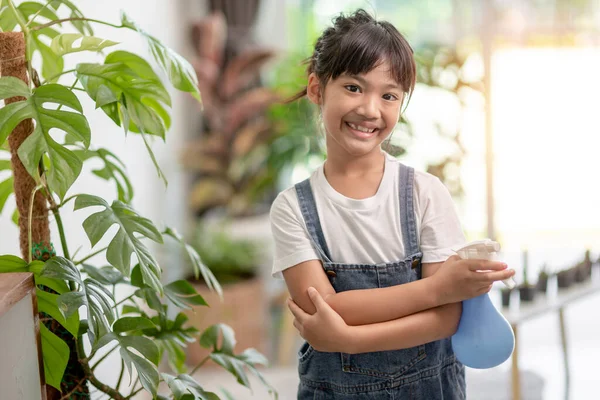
xmin=306 ymin=73 xmax=322 ymax=105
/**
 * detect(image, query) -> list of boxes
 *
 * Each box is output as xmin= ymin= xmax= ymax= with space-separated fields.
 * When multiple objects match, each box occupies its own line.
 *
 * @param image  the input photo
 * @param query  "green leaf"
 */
xmin=74 ymin=195 xmax=164 ymax=293
xmin=0 ymin=6 xmax=17 ymax=32
xmin=0 ymin=254 xmax=28 ymax=272
xmin=120 ymin=13 xmax=201 ymax=102
xmin=0 ymin=76 xmax=30 ymax=98
xmin=11 ymin=207 xmax=18 ymax=225
xmin=35 ymin=275 xmax=70 ymax=295
xmin=0 ymin=177 xmax=14 ymax=216
xmin=94 ymin=332 xmax=160 ymax=397
xmin=199 ymin=324 xmax=236 ymax=354
xmin=121 ymin=349 xmax=159 ymax=397
xmin=0 ymin=81 xmax=90 ymax=199
xmin=164 ymin=280 xmax=207 ymax=309
xmin=82 ymin=264 xmax=125 ymax=285
xmin=196 ymin=325 xmax=276 ymax=398
xmin=0 ymin=255 xmax=44 ymax=275
xmin=40 ymin=323 xmax=69 ymax=391
xmin=51 ymin=33 xmax=118 ymax=56
xmin=113 ymin=316 xmax=156 ymax=333
xmin=18 ymin=2 xmax=59 ymax=23
xmin=36 ymin=289 xmax=80 ymax=337
xmin=29 ymin=34 xmax=65 ymax=82
xmin=164 ymin=228 xmax=222 ymax=299
xmin=162 ymin=373 xmax=220 ymax=400
xmin=134 ymin=287 xmax=163 ymax=313
xmin=42 ymin=257 xmax=115 ymax=345
xmin=42 ymin=256 xmax=82 ymax=284
xmin=48 ymin=0 xmax=94 ymax=35
xmin=76 ymin=60 xmax=170 ymax=137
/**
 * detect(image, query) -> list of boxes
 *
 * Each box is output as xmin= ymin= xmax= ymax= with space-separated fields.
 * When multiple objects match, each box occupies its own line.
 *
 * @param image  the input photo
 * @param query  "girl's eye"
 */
xmin=344 ymin=85 xmax=361 ymax=93
xmin=383 ymin=93 xmax=399 ymax=101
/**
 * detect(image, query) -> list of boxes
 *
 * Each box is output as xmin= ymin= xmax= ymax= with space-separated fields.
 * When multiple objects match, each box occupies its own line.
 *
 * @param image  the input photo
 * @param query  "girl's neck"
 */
xmin=324 ymin=149 xmax=386 ymax=178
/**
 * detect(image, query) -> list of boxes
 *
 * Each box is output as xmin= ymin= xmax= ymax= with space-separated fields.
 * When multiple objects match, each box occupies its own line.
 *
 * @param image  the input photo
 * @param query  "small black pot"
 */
xmin=519 ymin=285 xmax=536 ymax=302
xmin=557 ymin=269 xmax=575 ymax=288
xmin=501 ymin=288 xmax=512 ymax=307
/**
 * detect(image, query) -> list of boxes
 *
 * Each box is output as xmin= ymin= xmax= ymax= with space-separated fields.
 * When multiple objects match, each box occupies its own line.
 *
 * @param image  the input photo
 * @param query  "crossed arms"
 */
xmin=284 ymin=257 xmax=514 ymax=354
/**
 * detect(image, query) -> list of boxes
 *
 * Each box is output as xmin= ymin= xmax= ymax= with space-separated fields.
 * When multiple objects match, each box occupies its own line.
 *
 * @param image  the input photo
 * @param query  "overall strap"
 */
xmin=398 ymin=164 xmax=420 ymax=257
xmin=295 ymin=179 xmax=333 ymax=263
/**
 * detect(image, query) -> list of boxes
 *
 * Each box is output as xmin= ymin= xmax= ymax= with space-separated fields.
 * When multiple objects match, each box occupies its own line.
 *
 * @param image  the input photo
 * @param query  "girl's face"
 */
xmin=307 ymin=60 xmax=404 ymax=162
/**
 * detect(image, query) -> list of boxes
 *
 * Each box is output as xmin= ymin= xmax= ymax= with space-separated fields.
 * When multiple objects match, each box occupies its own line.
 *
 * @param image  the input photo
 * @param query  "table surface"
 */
xmin=501 ymin=266 xmax=600 ymax=325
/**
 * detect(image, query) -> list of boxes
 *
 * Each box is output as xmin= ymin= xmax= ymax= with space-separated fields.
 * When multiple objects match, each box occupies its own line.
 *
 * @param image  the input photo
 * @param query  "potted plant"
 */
xmin=0 ymin=2 xmax=275 ymax=399
xmin=519 ymin=251 xmax=536 ymax=302
xmin=575 ymin=250 xmax=593 ymax=282
xmin=184 ymin=226 xmax=267 ymax=367
xmin=182 ymin=11 xmax=281 ymax=218
xmin=536 ymin=264 xmax=550 ymax=293
xmin=557 ymin=267 xmax=575 ymax=289
xmin=500 ymin=287 xmax=513 ymax=308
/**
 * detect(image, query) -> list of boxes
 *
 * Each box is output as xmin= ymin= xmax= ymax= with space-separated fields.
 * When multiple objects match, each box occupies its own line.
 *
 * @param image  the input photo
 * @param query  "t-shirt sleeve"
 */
xmin=417 ymin=174 xmax=466 ymax=263
xmin=269 ymin=191 xmax=320 ymax=279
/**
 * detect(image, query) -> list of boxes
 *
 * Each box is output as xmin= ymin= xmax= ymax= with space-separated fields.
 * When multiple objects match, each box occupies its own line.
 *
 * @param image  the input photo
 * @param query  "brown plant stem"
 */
xmin=76 ymin=336 xmax=126 ymax=400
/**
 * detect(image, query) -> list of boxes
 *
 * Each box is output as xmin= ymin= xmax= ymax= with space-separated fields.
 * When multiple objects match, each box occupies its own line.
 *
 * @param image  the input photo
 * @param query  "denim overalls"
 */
xmin=294 ymin=163 xmax=466 ymax=399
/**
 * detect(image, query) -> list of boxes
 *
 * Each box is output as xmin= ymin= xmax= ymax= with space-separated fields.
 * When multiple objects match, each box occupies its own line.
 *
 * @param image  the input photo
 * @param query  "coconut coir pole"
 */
xmin=0 ymin=32 xmax=52 ymax=258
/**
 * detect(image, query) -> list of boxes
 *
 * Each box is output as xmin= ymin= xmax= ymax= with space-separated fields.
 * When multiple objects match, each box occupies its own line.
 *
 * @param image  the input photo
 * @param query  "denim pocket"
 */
xmin=341 ymin=344 xmax=427 ymax=379
xmin=298 ymin=341 xmax=316 ymax=364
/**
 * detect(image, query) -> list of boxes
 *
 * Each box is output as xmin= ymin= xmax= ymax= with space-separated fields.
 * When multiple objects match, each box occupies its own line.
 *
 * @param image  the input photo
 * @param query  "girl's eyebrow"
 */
xmin=346 ymin=74 xmax=401 ymax=91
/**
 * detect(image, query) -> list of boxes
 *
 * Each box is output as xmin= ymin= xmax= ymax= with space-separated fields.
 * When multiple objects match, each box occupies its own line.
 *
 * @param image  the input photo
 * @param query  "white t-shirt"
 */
xmin=270 ymin=152 xmax=466 ymax=278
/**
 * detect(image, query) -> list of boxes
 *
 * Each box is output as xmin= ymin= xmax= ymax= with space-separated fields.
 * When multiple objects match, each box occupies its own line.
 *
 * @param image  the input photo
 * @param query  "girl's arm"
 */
xmin=287 ymin=286 xmax=462 ymax=354
xmin=283 ymin=257 xmax=513 ymax=326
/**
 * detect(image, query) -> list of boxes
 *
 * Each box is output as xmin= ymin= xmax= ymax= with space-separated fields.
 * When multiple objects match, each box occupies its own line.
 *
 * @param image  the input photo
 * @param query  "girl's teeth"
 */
xmin=348 ymin=122 xmax=375 ymax=133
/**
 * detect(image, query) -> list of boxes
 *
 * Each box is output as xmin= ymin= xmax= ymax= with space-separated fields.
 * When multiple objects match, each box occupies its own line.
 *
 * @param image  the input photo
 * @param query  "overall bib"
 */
xmin=294 ymin=163 xmax=466 ymax=399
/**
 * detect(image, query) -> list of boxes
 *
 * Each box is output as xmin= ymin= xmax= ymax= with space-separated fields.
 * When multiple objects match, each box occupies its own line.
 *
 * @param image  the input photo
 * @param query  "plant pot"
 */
xmin=557 ymin=269 xmax=575 ymax=288
xmin=501 ymin=288 xmax=512 ymax=307
xmin=574 ymin=263 xmax=588 ymax=283
xmin=184 ymin=276 xmax=267 ymax=366
xmin=519 ymin=285 xmax=536 ymax=302
xmin=536 ymin=274 xmax=548 ymax=293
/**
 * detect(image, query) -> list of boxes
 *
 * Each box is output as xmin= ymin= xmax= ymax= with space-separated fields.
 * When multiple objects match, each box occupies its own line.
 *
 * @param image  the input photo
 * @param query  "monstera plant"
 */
xmin=0 ymin=1 xmax=275 ymax=399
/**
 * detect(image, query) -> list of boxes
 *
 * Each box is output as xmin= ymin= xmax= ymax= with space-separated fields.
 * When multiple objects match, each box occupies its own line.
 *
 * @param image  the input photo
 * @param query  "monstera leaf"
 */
xmin=120 ymin=12 xmax=201 ymax=102
xmin=0 ymin=77 xmax=90 ymax=199
xmin=94 ymin=332 xmax=160 ymax=397
xmin=74 ymin=194 xmax=164 ymax=293
xmin=163 ymin=227 xmax=222 ymax=297
xmin=48 ymin=0 xmax=94 ymax=36
xmin=51 ymin=33 xmax=118 ymax=56
xmin=41 ymin=257 xmax=115 ymax=345
xmin=161 ymin=373 xmax=220 ymax=400
xmin=76 ymin=56 xmax=171 ymax=137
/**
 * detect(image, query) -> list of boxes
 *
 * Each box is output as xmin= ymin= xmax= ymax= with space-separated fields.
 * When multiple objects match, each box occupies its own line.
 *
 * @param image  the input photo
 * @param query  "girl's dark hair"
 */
xmin=288 ymin=9 xmax=416 ymax=107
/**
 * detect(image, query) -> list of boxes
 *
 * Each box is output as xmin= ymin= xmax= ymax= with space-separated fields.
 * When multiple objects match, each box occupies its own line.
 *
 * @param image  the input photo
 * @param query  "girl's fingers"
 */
xmin=467 ymin=260 xmax=508 ymax=272
xmin=307 ymin=287 xmax=327 ymax=311
xmin=287 ymin=298 xmax=306 ymax=322
xmin=293 ymin=318 xmax=302 ymax=333
xmin=481 ymin=269 xmax=515 ymax=283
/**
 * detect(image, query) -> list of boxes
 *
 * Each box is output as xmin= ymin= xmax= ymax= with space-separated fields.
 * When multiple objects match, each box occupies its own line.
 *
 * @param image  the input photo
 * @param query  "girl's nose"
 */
xmin=357 ymin=96 xmax=381 ymax=119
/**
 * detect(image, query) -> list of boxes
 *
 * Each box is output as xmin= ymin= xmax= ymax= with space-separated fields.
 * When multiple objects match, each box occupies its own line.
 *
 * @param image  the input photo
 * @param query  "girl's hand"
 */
xmin=433 ymin=255 xmax=515 ymax=304
xmin=287 ymin=287 xmax=353 ymax=353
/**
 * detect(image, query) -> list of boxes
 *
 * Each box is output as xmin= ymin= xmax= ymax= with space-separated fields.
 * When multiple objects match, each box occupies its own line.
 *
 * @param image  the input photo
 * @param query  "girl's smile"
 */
xmin=307 ymin=60 xmax=403 ymax=161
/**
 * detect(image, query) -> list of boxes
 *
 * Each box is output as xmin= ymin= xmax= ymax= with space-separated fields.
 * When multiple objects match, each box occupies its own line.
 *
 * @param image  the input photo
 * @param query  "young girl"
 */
xmin=270 ymin=9 xmax=515 ymax=399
